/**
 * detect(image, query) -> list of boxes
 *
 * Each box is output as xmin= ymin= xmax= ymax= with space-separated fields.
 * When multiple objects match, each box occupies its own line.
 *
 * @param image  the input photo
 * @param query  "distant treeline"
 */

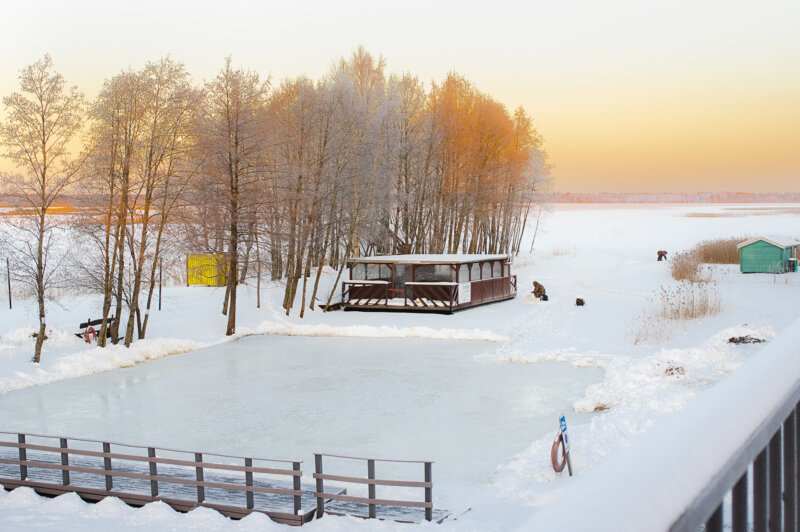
xmin=545 ymin=192 xmax=800 ymax=203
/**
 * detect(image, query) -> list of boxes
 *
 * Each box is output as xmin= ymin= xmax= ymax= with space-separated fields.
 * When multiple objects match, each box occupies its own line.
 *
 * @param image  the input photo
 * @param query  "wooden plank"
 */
xmin=0 ymin=459 xmax=301 ymax=496
xmin=315 ymin=491 xmax=432 ymax=509
xmin=0 ymin=442 xmax=299 ymax=475
xmin=312 ymin=473 xmax=430 ymax=488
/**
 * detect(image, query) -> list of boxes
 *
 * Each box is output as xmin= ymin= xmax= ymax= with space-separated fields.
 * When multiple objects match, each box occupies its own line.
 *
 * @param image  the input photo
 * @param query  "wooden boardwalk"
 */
xmin=0 ymin=432 xmax=444 ymax=526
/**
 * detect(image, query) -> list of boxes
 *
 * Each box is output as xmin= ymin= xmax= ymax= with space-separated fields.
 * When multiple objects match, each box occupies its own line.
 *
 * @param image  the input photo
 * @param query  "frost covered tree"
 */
xmin=0 ymin=55 xmax=85 ymax=362
xmin=194 ymin=57 xmax=269 ymax=335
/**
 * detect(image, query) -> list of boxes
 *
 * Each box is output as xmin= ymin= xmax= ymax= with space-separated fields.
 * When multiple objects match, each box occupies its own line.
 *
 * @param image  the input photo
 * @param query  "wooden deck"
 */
xmin=342 ymin=275 xmax=516 ymax=313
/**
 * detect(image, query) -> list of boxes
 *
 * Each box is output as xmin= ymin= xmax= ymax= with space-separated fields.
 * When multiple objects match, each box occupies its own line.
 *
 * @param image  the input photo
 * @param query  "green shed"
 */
xmin=737 ymin=235 xmax=799 ymax=273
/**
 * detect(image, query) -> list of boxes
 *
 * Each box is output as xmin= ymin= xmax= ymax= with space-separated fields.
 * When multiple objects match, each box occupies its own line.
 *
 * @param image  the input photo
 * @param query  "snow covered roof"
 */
xmin=347 ymin=253 xmax=511 ymax=265
xmin=737 ymin=235 xmax=800 ymax=249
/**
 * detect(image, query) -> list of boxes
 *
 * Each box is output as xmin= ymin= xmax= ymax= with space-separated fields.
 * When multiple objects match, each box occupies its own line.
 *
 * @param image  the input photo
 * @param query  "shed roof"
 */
xmin=737 ymin=235 xmax=800 ymax=249
xmin=347 ymin=253 xmax=510 ymax=265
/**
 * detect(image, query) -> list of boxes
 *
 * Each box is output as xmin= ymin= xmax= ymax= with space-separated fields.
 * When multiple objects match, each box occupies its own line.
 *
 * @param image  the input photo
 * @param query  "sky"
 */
xmin=0 ymin=0 xmax=798 ymax=193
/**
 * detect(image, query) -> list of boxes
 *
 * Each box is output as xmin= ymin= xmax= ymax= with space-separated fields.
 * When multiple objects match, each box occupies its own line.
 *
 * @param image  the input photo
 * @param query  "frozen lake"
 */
xmin=0 ymin=335 xmax=602 ymax=483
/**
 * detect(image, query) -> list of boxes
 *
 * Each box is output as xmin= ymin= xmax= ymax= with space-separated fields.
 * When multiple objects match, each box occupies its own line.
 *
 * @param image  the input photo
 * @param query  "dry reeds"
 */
xmin=669 ymin=236 xmax=749 ymax=281
xmin=669 ymin=251 xmax=704 ymax=282
xmin=632 ymin=282 xmax=723 ymax=344
xmin=694 ymin=237 xmax=748 ymax=264
xmin=655 ymin=282 xmax=722 ymax=320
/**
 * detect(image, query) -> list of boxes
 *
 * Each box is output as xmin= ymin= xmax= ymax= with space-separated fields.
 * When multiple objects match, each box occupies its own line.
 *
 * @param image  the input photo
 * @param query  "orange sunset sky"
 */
xmin=1 ymin=0 xmax=797 ymax=193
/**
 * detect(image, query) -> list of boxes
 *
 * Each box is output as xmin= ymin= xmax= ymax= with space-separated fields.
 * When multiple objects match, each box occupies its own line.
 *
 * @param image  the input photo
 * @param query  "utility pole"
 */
xmin=6 ymin=257 xmax=11 ymax=310
xmin=158 ymin=257 xmax=162 ymax=311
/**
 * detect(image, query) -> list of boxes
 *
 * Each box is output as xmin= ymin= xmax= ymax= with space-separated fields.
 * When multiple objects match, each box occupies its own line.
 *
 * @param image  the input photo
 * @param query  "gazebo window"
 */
xmin=471 ymin=263 xmax=480 ymax=280
xmin=459 ymin=264 xmax=469 ymax=282
xmin=416 ymin=264 xmax=455 ymax=282
xmin=366 ymin=263 xmax=390 ymax=280
xmin=481 ymin=262 xmax=491 ymax=279
xmin=352 ymin=263 xmax=366 ymax=280
xmin=492 ymin=261 xmax=502 ymax=278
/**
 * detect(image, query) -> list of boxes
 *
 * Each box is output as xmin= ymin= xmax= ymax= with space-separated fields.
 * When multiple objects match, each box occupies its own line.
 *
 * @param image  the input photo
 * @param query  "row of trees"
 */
xmin=0 ymin=49 xmax=550 ymax=361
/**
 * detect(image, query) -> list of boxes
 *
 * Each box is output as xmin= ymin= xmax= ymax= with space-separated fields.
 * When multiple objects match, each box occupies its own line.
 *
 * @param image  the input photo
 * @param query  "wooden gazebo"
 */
xmin=342 ymin=254 xmax=517 ymax=313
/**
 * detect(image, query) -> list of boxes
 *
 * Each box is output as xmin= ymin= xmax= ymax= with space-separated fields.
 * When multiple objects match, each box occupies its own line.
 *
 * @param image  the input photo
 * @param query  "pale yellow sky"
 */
xmin=1 ymin=0 xmax=798 ymax=192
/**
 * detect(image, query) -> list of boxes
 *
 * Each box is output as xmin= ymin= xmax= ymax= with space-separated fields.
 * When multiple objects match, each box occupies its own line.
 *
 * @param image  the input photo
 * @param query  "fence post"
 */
xmin=796 ymin=403 xmax=800 ymax=532
xmin=195 ymin=453 xmax=205 ymax=503
xmin=732 ymin=470 xmax=748 ymax=532
xmin=368 ymin=459 xmax=376 ymax=518
xmin=17 ymin=434 xmax=26 ymax=480
xmin=769 ymin=431 xmax=782 ymax=532
xmin=103 ymin=442 xmax=113 ymax=491
xmin=148 ymin=447 xmax=158 ymax=497
xmin=755 ymin=448 xmax=768 ymax=532
xmin=60 ymin=438 xmax=69 ymax=485
xmin=293 ymin=461 xmax=302 ymax=516
xmin=315 ymin=454 xmax=324 ymax=519
xmin=245 ymin=458 xmax=254 ymax=509
xmin=784 ymin=411 xmax=796 ymax=532
xmin=705 ymin=504 xmax=723 ymax=532
xmin=424 ymin=462 xmax=432 ymax=522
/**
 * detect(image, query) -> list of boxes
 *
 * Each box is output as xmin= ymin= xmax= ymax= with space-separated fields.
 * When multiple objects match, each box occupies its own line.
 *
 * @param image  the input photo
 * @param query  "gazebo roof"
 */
xmin=348 ymin=254 xmax=510 ymax=265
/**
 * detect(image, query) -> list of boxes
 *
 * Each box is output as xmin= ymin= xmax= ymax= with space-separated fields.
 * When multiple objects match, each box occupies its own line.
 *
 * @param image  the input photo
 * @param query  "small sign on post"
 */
xmin=559 ymin=414 xmax=573 ymax=476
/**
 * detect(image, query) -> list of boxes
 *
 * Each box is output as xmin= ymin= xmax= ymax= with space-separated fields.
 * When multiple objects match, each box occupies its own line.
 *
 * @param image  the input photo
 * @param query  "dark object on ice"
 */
xmin=657 ymin=250 xmax=668 ymax=261
xmin=728 ymin=335 xmax=766 ymax=345
xmin=541 ymin=294 xmax=549 ymax=301
xmin=576 ymin=298 xmax=585 ymax=306
xmin=532 ymin=281 xmax=547 ymax=300
xmin=664 ymin=365 xmax=686 ymax=376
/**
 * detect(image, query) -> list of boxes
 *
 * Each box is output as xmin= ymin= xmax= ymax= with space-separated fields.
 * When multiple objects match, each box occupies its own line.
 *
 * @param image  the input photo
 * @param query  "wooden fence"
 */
xmin=313 ymin=453 xmax=440 ymax=523
xmin=0 ymin=432 xmax=442 ymax=526
xmin=0 ymin=431 xmax=310 ymax=526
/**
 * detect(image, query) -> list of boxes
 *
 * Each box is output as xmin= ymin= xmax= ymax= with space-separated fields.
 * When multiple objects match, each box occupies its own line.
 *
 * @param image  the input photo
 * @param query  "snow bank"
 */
xmin=490 ymin=323 xmax=774 ymax=503
xmin=251 ymin=321 xmax=506 ymax=342
xmin=0 ymin=332 xmax=204 ymax=395
xmin=0 ymin=487 xmax=285 ymax=531
xmin=518 ymin=318 xmax=800 ymax=531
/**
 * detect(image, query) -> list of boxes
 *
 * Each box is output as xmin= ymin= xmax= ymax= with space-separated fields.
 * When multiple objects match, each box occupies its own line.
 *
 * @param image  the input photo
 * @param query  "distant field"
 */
xmin=685 ymin=207 xmax=800 ymax=217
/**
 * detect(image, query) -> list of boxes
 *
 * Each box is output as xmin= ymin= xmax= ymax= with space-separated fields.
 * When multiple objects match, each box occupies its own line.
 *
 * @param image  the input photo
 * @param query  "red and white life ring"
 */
xmin=84 ymin=326 xmax=98 ymax=344
xmin=551 ymin=432 xmax=567 ymax=473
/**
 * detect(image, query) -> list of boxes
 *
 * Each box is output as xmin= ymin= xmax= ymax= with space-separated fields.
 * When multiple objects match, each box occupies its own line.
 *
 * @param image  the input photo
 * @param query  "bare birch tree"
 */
xmin=0 ymin=55 xmax=85 ymax=362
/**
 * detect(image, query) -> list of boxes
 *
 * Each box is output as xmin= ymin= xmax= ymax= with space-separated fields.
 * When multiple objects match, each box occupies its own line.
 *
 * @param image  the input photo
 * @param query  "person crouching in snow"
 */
xmin=657 ymin=250 xmax=668 ymax=261
xmin=532 ymin=281 xmax=548 ymax=301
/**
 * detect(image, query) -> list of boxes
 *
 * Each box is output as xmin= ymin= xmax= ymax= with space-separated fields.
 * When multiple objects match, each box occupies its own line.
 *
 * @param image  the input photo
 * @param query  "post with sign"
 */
xmin=560 ymin=414 xmax=573 ymax=476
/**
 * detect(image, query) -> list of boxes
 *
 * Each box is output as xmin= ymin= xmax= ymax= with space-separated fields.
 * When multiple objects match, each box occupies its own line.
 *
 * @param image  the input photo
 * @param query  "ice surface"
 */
xmin=0 ymin=335 xmax=602 ymax=484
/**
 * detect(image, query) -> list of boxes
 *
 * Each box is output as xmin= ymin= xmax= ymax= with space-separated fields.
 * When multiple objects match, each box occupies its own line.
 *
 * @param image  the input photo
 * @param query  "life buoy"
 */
xmin=551 ymin=433 xmax=567 ymax=473
xmin=84 ymin=326 xmax=98 ymax=344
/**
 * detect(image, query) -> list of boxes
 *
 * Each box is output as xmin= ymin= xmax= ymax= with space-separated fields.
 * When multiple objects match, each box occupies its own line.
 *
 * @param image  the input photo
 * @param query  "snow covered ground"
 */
xmin=1 ymin=204 xmax=799 ymax=530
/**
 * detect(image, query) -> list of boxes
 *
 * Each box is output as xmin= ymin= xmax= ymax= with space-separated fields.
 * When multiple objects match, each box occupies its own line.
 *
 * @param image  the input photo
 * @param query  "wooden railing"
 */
xmin=313 ymin=453 xmax=433 ymax=522
xmin=404 ymin=282 xmax=458 ymax=311
xmin=341 ymin=280 xmax=389 ymax=307
xmin=0 ymin=432 xmax=308 ymax=526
